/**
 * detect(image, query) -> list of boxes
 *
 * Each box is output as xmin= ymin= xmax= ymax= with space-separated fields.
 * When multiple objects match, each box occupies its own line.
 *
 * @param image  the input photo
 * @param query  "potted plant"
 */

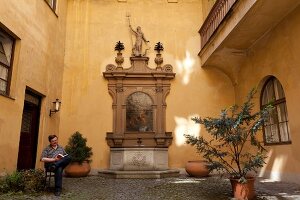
xmin=64 ymin=131 xmax=93 ymax=177
xmin=185 ymin=89 xmax=272 ymax=200
xmin=185 ymin=160 xmax=210 ymax=177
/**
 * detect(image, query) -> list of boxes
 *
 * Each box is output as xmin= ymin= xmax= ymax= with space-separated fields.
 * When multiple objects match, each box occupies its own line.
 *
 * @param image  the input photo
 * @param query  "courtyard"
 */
xmin=0 ymin=175 xmax=300 ymax=200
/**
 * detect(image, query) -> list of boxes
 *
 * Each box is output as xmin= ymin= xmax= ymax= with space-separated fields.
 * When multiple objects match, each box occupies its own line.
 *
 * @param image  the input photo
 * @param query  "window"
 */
xmin=0 ymin=28 xmax=14 ymax=95
xmin=45 ymin=0 xmax=57 ymax=11
xmin=261 ymin=76 xmax=291 ymax=145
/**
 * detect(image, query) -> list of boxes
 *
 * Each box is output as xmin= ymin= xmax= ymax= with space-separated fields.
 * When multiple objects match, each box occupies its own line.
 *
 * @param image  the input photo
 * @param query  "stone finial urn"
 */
xmin=154 ymin=42 xmax=164 ymax=69
xmin=154 ymin=53 xmax=163 ymax=68
xmin=114 ymin=41 xmax=125 ymax=68
xmin=115 ymin=52 xmax=124 ymax=67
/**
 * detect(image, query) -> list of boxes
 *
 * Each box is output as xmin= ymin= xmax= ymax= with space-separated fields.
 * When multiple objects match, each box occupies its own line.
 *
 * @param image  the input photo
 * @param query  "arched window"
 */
xmin=261 ymin=77 xmax=291 ymax=145
xmin=126 ymin=92 xmax=153 ymax=132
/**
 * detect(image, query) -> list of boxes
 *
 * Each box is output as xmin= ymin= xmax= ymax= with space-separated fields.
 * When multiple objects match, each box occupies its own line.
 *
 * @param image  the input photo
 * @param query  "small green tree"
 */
xmin=65 ymin=131 xmax=93 ymax=164
xmin=185 ymin=89 xmax=273 ymax=182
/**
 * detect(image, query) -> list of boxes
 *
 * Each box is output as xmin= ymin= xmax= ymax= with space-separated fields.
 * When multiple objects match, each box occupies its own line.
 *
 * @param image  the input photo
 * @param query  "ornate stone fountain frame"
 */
xmin=102 ymin=57 xmax=177 ymax=177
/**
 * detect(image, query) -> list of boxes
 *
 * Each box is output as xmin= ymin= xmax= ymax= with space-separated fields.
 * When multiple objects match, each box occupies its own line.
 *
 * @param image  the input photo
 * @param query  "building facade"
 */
xmin=0 ymin=0 xmax=299 ymax=183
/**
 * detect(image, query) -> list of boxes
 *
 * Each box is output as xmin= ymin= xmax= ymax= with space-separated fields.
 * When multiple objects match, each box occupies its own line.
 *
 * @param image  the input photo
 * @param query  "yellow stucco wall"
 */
xmin=0 ymin=0 xmax=68 ymax=172
xmin=235 ymin=5 xmax=300 ymax=183
xmin=202 ymin=0 xmax=215 ymax=21
xmin=0 ymin=0 xmax=298 ymax=185
xmin=60 ymin=0 xmax=235 ymax=170
xmin=3 ymin=0 xmax=298 ymax=183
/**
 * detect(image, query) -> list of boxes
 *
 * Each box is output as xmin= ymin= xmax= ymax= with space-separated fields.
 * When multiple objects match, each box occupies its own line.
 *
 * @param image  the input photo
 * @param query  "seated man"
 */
xmin=41 ymin=134 xmax=71 ymax=196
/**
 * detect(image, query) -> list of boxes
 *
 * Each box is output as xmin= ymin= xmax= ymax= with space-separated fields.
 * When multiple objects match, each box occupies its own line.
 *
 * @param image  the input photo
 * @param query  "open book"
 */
xmin=56 ymin=153 xmax=68 ymax=159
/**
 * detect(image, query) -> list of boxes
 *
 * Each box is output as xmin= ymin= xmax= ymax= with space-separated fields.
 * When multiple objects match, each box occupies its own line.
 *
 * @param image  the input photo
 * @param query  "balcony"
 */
xmin=199 ymin=0 xmax=300 ymax=85
xmin=200 ymin=0 xmax=237 ymax=49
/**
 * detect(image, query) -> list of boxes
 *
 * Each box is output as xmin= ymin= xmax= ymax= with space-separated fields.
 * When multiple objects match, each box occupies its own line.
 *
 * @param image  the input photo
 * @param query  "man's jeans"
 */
xmin=46 ymin=155 xmax=71 ymax=192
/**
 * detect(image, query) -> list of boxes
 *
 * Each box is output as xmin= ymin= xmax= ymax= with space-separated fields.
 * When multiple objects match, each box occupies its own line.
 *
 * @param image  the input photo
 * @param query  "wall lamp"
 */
xmin=49 ymin=98 xmax=61 ymax=117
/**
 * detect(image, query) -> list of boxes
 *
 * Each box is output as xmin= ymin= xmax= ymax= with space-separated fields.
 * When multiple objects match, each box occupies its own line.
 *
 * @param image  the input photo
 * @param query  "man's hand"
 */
xmin=41 ymin=157 xmax=58 ymax=163
xmin=55 ymin=155 xmax=62 ymax=161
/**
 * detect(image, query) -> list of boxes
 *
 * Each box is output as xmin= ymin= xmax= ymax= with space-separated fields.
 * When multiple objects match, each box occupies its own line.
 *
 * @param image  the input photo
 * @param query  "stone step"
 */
xmin=98 ymin=169 xmax=180 ymax=179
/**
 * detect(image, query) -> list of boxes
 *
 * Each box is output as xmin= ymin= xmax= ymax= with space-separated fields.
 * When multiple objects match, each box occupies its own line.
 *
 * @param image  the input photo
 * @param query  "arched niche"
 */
xmin=126 ymin=92 xmax=153 ymax=132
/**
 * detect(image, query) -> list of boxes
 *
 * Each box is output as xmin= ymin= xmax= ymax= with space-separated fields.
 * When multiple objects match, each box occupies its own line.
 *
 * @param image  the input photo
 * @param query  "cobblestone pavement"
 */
xmin=0 ymin=175 xmax=300 ymax=200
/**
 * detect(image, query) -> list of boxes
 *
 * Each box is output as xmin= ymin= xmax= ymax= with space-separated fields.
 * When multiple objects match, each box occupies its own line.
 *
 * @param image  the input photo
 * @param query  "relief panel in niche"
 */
xmin=126 ymin=92 xmax=153 ymax=132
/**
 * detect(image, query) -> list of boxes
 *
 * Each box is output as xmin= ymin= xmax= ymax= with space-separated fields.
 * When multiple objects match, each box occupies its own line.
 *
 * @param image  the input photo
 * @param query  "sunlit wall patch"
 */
xmin=175 ymin=51 xmax=195 ymax=85
xmin=270 ymin=155 xmax=288 ymax=181
xmin=174 ymin=114 xmax=200 ymax=146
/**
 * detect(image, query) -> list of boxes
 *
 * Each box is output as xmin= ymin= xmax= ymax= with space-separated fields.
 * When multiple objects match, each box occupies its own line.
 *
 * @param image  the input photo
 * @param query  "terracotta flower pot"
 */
xmin=230 ymin=177 xmax=255 ymax=200
xmin=185 ymin=160 xmax=210 ymax=177
xmin=64 ymin=161 xmax=91 ymax=177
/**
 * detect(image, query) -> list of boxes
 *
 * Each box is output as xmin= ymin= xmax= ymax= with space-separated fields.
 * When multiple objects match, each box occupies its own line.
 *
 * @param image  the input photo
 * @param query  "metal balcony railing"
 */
xmin=199 ymin=0 xmax=238 ymax=49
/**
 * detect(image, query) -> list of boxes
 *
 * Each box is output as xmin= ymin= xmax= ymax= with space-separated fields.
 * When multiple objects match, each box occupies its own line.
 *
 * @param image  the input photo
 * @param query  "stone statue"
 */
xmin=129 ymin=25 xmax=149 ymax=56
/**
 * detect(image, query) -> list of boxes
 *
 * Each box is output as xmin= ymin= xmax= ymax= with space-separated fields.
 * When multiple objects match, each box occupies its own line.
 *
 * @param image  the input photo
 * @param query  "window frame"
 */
xmin=0 ymin=27 xmax=15 ymax=97
xmin=260 ymin=76 xmax=291 ymax=146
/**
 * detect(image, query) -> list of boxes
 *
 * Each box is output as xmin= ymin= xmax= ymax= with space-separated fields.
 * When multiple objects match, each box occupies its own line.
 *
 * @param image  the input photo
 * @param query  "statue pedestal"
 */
xmin=98 ymin=169 xmax=180 ymax=179
xmin=98 ymin=148 xmax=180 ymax=178
xmin=109 ymin=148 xmax=168 ymax=171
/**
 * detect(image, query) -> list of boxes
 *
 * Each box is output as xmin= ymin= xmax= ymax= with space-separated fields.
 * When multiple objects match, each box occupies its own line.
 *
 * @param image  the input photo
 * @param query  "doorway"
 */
xmin=17 ymin=90 xmax=41 ymax=170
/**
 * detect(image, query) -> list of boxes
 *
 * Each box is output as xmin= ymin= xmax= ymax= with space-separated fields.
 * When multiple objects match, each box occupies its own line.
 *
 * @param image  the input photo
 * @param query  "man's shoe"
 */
xmin=54 ymin=191 xmax=61 ymax=196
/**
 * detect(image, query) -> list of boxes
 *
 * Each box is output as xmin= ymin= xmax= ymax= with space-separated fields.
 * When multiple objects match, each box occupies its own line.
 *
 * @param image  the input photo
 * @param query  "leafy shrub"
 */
xmin=0 ymin=177 xmax=9 ymax=193
xmin=22 ymin=169 xmax=45 ymax=192
xmin=65 ymin=131 xmax=93 ymax=164
xmin=5 ymin=171 xmax=24 ymax=192
xmin=0 ymin=169 xmax=45 ymax=194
